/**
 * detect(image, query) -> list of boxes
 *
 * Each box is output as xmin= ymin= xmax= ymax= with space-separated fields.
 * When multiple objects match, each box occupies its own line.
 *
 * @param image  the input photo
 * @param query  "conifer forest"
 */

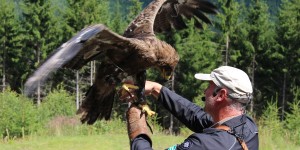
xmin=0 ymin=0 xmax=299 ymax=145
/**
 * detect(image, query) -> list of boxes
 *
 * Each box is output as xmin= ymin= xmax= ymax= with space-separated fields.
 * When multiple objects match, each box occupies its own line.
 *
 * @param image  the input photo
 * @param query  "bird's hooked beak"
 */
xmin=161 ymin=68 xmax=173 ymax=80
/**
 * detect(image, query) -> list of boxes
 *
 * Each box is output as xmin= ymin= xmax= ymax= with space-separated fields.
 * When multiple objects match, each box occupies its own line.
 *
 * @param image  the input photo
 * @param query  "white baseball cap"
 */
xmin=195 ymin=66 xmax=253 ymax=103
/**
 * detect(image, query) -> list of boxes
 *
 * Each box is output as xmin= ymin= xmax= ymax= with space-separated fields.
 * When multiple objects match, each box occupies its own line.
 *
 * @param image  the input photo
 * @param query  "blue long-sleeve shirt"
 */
xmin=131 ymin=87 xmax=259 ymax=150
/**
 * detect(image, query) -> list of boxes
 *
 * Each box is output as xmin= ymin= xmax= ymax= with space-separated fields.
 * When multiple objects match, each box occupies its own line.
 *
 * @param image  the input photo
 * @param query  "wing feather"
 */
xmin=24 ymin=24 xmax=129 ymax=96
xmin=154 ymin=2 xmax=188 ymax=31
xmin=154 ymin=0 xmax=218 ymax=33
xmin=64 ymin=25 xmax=129 ymax=69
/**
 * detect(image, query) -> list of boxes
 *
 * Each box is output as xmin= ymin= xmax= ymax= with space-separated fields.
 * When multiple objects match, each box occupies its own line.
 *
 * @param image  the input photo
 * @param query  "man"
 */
xmin=121 ymin=66 xmax=259 ymax=150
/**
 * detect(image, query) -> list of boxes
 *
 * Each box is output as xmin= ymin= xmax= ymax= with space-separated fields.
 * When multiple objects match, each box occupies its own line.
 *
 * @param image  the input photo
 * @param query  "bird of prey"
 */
xmin=24 ymin=0 xmax=217 ymax=124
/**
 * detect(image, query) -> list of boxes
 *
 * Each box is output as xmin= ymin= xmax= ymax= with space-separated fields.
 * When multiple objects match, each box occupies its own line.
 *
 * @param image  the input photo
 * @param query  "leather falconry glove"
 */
xmin=126 ymin=104 xmax=152 ymax=144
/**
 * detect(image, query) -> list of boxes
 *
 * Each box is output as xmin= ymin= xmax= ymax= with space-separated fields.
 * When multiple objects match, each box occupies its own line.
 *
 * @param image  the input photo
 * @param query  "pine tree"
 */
xmin=0 ymin=0 xmax=25 ymax=92
xmin=174 ymin=22 xmax=220 ymax=101
xmin=62 ymin=0 xmax=111 ymax=108
xmin=126 ymin=0 xmax=143 ymax=23
xmin=21 ymin=0 xmax=66 ymax=104
xmin=216 ymin=0 xmax=276 ymax=113
xmin=215 ymin=0 xmax=241 ymax=65
xmin=108 ymin=0 xmax=127 ymax=34
xmin=236 ymin=0 xmax=275 ymax=113
xmin=274 ymin=0 xmax=300 ymax=119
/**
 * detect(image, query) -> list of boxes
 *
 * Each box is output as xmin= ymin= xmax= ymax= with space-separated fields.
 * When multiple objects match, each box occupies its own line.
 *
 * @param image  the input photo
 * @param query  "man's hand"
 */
xmin=118 ymin=80 xmax=162 ymax=101
xmin=144 ymin=81 xmax=163 ymax=99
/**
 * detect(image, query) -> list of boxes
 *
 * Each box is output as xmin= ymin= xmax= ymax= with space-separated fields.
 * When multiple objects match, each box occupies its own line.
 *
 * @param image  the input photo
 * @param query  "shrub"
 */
xmin=284 ymin=87 xmax=300 ymax=145
xmin=259 ymin=99 xmax=283 ymax=136
xmin=0 ymin=89 xmax=38 ymax=138
xmin=258 ymin=96 xmax=300 ymax=149
xmin=38 ymin=88 xmax=76 ymax=122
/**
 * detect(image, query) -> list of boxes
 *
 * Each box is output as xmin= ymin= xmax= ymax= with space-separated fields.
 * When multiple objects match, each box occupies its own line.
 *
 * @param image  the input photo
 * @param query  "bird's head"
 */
xmin=159 ymin=65 xmax=174 ymax=80
xmin=156 ymin=41 xmax=179 ymax=81
xmin=158 ymin=56 xmax=179 ymax=80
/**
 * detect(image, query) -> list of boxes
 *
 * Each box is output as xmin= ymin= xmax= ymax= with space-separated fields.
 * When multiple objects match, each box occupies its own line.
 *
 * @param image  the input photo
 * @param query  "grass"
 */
xmin=1 ymin=129 xmax=300 ymax=150
xmin=258 ymin=127 xmax=300 ymax=150
xmin=0 ymin=133 xmax=186 ymax=150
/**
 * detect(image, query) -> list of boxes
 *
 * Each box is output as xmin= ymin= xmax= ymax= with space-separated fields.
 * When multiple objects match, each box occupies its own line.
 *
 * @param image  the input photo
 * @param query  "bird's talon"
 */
xmin=122 ymin=83 xmax=139 ymax=91
xmin=140 ymin=104 xmax=156 ymax=117
xmin=119 ymin=83 xmax=139 ymax=101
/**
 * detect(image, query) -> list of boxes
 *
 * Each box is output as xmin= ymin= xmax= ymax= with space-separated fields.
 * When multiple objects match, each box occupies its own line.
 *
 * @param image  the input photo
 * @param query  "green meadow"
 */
xmin=1 ymin=89 xmax=299 ymax=150
xmin=0 ymin=134 xmax=186 ymax=150
xmin=0 ymin=125 xmax=299 ymax=150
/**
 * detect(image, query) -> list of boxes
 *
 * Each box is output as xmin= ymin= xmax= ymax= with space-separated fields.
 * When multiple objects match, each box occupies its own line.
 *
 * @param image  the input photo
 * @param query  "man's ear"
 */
xmin=216 ymin=89 xmax=227 ymax=101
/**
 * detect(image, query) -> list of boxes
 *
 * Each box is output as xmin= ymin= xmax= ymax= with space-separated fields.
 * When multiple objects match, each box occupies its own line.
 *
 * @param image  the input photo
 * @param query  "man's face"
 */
xmin=203 ymin=81 xmax=218 ymax=114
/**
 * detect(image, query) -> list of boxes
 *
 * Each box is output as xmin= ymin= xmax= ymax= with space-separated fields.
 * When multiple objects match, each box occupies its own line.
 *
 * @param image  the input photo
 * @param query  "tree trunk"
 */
xmin=37 ymin=47 xmax=41 ymax=106
xmin=90 ymin=61 xmax=93 ymax=86
xmin=90 ymin=61 xmax=96 ymax=86
xmin=37 ymin=81 xmax=40 ymax=105
xmin=76 ymin=70 xmax=80 ymax=110
xmin=169 ymin=73 xmax=175 ymax=134
xmin=281 ymin=72 xmax=286 ymax=120
xmin=2 ymin=71 xmax=5 ymax=92
xmin=2 ymin=45 xmax=6 ymax=92
xmin=223 ymin=34 xmax=229 ymax=65
xmin=250 ymin=54 xmax=255 ymax=113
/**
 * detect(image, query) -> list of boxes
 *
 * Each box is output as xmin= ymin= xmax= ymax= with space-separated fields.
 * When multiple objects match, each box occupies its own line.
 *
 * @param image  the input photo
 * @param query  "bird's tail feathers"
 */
xmin=77 ymin=85 xmax=115 ymax=125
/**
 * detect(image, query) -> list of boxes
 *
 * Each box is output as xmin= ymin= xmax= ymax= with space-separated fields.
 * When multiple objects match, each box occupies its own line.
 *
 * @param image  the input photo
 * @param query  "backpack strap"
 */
xmin=215 ymin=125 xmax=249 ymax=150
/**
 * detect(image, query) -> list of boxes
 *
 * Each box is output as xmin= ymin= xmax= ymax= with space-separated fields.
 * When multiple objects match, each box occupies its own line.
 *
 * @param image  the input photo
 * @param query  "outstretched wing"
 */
xmin=123 ymin=0 xmax=217 ymax=37
xmin=154 ymin=0 xmax=218 ymax=32
xmin=24 ymin=24 xmax=130 ymax=96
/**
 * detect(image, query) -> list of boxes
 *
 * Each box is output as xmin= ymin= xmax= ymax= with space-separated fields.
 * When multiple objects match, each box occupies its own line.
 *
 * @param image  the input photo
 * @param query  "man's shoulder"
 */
xmin=183 ymin=115 xmax=258 ymax=149
xmin=224 ymin=115 xmax=258 ymax=130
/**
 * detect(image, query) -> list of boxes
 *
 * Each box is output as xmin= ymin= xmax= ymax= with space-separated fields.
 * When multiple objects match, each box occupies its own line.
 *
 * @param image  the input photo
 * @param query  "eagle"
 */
xmin=24 ymin=0 xmax=217 ymax=124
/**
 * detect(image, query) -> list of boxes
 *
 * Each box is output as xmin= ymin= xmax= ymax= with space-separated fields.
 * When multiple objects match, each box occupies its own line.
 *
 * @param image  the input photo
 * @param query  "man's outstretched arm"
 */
xmin=144 ymin=81 xmax=213 ymax=132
